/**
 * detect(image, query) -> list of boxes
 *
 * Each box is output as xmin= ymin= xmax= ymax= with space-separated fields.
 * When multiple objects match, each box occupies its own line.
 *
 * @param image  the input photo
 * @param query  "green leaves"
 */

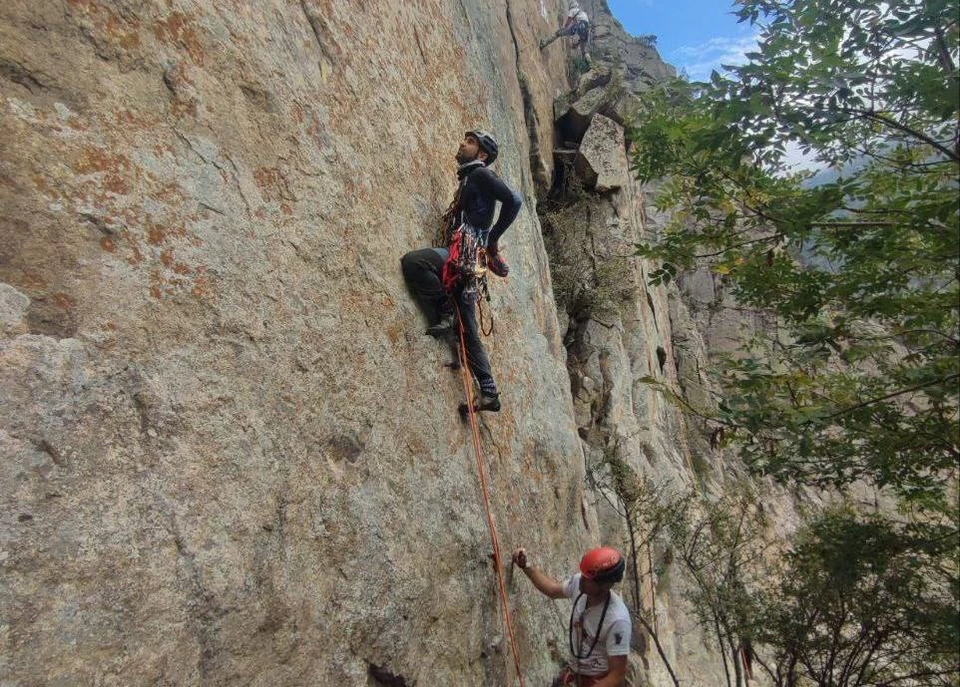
xmin=629 ymin=11 xmax=958 ymax=679
xmin=629 ymin=0 xmax=959 ymax=510
xmin=756 ymin=509 xmax=960 ymax=686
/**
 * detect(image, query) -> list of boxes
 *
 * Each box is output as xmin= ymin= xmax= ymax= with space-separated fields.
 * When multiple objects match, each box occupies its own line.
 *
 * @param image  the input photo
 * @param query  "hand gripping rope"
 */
xmin=456 ymin=320 xmax=526 ymax=687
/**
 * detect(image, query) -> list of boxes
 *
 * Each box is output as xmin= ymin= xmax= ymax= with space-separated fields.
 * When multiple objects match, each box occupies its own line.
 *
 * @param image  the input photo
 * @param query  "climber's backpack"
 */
xmin=575 ymin=19 xmax=589 ymax=43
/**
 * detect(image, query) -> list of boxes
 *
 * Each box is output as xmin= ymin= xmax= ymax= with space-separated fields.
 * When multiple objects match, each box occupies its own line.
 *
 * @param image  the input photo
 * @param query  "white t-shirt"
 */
xmin=563 ymin=574 xmax=632 ymax=676
xmin=567 ymin=7 xmax=589 ymax=22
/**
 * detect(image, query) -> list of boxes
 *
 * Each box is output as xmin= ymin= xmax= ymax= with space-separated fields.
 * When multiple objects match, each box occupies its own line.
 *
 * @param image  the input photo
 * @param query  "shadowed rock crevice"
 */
xmin=168 ymin=516 xmax=226 ymax=681
xmin=0 ymin=58 xmax=49 ymax=93
xmin=368 ymin=663 xmax=414 ymax=687
xmin=24 ymin=296 xmax=79 ymax=338
xmin=505 ymin=0 xmax=551 ymax=195
xmin=299 ymin=0 xmax=340 ymax=78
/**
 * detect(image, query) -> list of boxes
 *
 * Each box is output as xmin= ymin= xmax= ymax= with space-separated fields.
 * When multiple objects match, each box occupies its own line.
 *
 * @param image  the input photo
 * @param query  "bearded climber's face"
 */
xmin=456 ymin=134 xmax=486 ymax=165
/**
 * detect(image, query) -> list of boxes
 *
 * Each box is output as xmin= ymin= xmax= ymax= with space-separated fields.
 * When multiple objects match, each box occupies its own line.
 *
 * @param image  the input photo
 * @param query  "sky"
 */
xmin=605 ymin=0 xmax=761 ymax=81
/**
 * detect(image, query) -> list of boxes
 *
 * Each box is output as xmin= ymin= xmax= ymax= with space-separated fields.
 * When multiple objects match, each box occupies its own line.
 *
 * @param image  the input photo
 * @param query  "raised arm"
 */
xmin=512 ymin=547 xmax=567 ymax=599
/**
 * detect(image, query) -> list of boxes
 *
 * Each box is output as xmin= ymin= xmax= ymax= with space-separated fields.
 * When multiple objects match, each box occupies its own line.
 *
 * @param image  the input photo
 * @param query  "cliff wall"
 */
xmin=1 ymin=2 xmax=776 ymax=686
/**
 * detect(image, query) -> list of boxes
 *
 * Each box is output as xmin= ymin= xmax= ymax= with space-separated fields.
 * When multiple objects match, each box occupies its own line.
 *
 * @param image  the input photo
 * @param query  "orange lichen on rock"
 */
xmin=253 ymin=167 xmax=295 ymax=203
xmin=190 ymin=269 xmax=212 ymax=299
xmin=52 ymin=292 xmax=76 ymax=310
xmin=74 ymin=148 xmax=131 ymax=176
xmin=147 ymin=224 xmax=167 ymax=246
xmin=153 ymin=12 xmax=206 ymax=66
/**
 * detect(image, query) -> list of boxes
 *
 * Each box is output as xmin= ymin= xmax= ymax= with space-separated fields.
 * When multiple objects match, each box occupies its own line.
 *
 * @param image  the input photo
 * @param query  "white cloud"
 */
xmin=673 ymin=33 xmax=761 ymax=81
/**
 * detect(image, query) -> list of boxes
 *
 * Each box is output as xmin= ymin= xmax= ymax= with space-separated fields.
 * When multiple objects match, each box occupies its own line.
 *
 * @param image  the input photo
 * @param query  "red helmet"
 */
xmin=580 ymin=547 xmax=625 ymax=584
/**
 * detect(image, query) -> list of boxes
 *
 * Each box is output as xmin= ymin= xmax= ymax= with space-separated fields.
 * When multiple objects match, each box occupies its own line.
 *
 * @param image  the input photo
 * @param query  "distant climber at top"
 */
xmin=540 ymin=1 xmax=591 ymax=64
xmin=401 ymin=130 xmax=522 ymax=415
xmin=512 ymin=546 xmax=631 ymax=687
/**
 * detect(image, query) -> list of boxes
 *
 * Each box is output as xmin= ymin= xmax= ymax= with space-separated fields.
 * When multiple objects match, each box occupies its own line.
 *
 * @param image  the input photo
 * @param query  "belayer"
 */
xmin=540 ymin=1 xmax=591 ymax=64
xmin=513 ymin=546 xmax=631 ymax=687
xmin=401 ymin=129 xmax=522 ymax=414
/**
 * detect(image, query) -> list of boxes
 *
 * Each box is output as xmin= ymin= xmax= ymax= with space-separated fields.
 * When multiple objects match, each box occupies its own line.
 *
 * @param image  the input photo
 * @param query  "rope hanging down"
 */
xmin=456 ymin=321 xmax=526 ymax=687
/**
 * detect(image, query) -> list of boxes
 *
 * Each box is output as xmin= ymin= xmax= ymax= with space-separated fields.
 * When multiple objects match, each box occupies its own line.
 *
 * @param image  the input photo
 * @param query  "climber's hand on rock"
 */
xmin=512 ymin=547 xmax=528 ymax=569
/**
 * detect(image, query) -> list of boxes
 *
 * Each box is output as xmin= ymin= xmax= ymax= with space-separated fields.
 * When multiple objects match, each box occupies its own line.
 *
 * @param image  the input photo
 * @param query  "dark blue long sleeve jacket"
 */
xmin=456 ymin=162 xmax=522 ymax=246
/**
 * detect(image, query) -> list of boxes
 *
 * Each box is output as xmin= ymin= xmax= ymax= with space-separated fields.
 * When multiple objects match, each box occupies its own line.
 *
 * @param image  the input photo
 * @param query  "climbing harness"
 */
xmin=568 ymin=591 xmax=611 ymax=662
xmin=442 ymin=222 xmax=495 ymax=337
xmin=442 ymin=223 xmax=490 ymax=301
xmin=456 ymin=321 xmax=526 ymax=687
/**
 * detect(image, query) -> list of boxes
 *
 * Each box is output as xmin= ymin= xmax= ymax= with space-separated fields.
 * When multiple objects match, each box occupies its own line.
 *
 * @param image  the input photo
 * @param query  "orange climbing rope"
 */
xmin=456 ymin=321 xmax=526 ymax=687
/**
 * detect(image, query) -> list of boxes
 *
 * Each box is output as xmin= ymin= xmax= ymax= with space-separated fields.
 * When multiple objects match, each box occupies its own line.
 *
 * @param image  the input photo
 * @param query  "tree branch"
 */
xmin=841 ymin=108 xmax=959 ymax=162
xmin=933 ymin=23 xmax=958 ymax=76
xmin=817 ymin=373 xmax=960 ymax=422
xmin=808 ymin=221 xmax=895 ymax=228
xmin=694 ymin=234 xmax=784 ymax=258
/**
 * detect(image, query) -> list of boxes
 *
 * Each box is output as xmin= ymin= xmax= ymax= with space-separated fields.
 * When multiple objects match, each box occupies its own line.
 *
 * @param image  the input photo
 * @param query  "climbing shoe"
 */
xmin=487 ymin=250 xmax=509 ymax=278
xmin=459 ymin=391 xmax=501 ymax=418
xmin=427 ymin=314 xmax=455 ymax=338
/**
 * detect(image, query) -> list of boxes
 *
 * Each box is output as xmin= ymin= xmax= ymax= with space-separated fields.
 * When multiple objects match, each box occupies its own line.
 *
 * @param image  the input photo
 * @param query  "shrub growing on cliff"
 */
xmin=586 ymin=448 xmax=685 ymax=687
xmin=541 ymin=169 xmax=636 ymax=320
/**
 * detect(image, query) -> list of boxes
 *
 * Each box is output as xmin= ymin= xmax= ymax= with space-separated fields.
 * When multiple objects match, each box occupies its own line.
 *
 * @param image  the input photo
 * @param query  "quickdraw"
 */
xmin=436 ymin=195 xmax=460 ymax=248
xmin=478 ymin=298 xmax=494 ymax=337
xmin=441 ymin=223 xmax=491 ymax=303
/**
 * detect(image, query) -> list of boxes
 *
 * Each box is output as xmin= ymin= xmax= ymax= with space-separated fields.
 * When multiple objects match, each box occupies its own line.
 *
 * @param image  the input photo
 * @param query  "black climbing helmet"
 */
xmin=466 ymin=129 xmax=499 ymax=165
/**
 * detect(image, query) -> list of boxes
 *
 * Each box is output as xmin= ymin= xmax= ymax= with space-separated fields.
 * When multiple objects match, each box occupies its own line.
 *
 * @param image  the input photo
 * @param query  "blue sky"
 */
xmin=606 ymin=0 xmax=761 ymax=81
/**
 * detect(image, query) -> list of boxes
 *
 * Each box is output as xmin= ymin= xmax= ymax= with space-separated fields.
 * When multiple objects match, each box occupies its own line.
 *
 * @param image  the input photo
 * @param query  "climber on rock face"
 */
xmin=400 ymin=129 xmax=522 ymax=414
xmin=540 ymin=1 xmax=591 ymax=64
xmin=512 ymin=546 xmax=631 ymax=687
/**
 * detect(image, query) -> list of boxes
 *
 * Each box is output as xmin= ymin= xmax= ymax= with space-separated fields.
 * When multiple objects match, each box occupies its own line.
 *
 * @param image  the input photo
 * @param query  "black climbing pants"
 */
xmin=401 ymin=247 xmax=498 ymax=396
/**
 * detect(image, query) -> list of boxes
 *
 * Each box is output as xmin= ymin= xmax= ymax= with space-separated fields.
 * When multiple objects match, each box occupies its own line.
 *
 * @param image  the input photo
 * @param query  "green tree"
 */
xmin=649 ymin=492 xmax=959 ymax=687
xmin=626 ymin=0 xmax=959 ymax=683
xmin=664 ymin=491 xmax=769 ymax=687
xmin=755 ymin=508 xmax=960 ymax=687
xmin=630 ymin=0 xmax=959 ymax=511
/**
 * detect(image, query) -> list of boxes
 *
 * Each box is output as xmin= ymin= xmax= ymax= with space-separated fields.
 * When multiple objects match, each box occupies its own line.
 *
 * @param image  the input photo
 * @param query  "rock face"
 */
xmin=574 ymin=115 xmax=628 ymax=192
xmin=539 ymin=11 xmax=799 ymax=686
xmin=2 ymin=2 xmax=781 ymax=687
xmin=1 ymin=2 xmax=582 ymax=685
xmin=541 ymin=136 xmax=736 ymax=687
xmin=589 ymin=0 xmax=678 ymax=89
